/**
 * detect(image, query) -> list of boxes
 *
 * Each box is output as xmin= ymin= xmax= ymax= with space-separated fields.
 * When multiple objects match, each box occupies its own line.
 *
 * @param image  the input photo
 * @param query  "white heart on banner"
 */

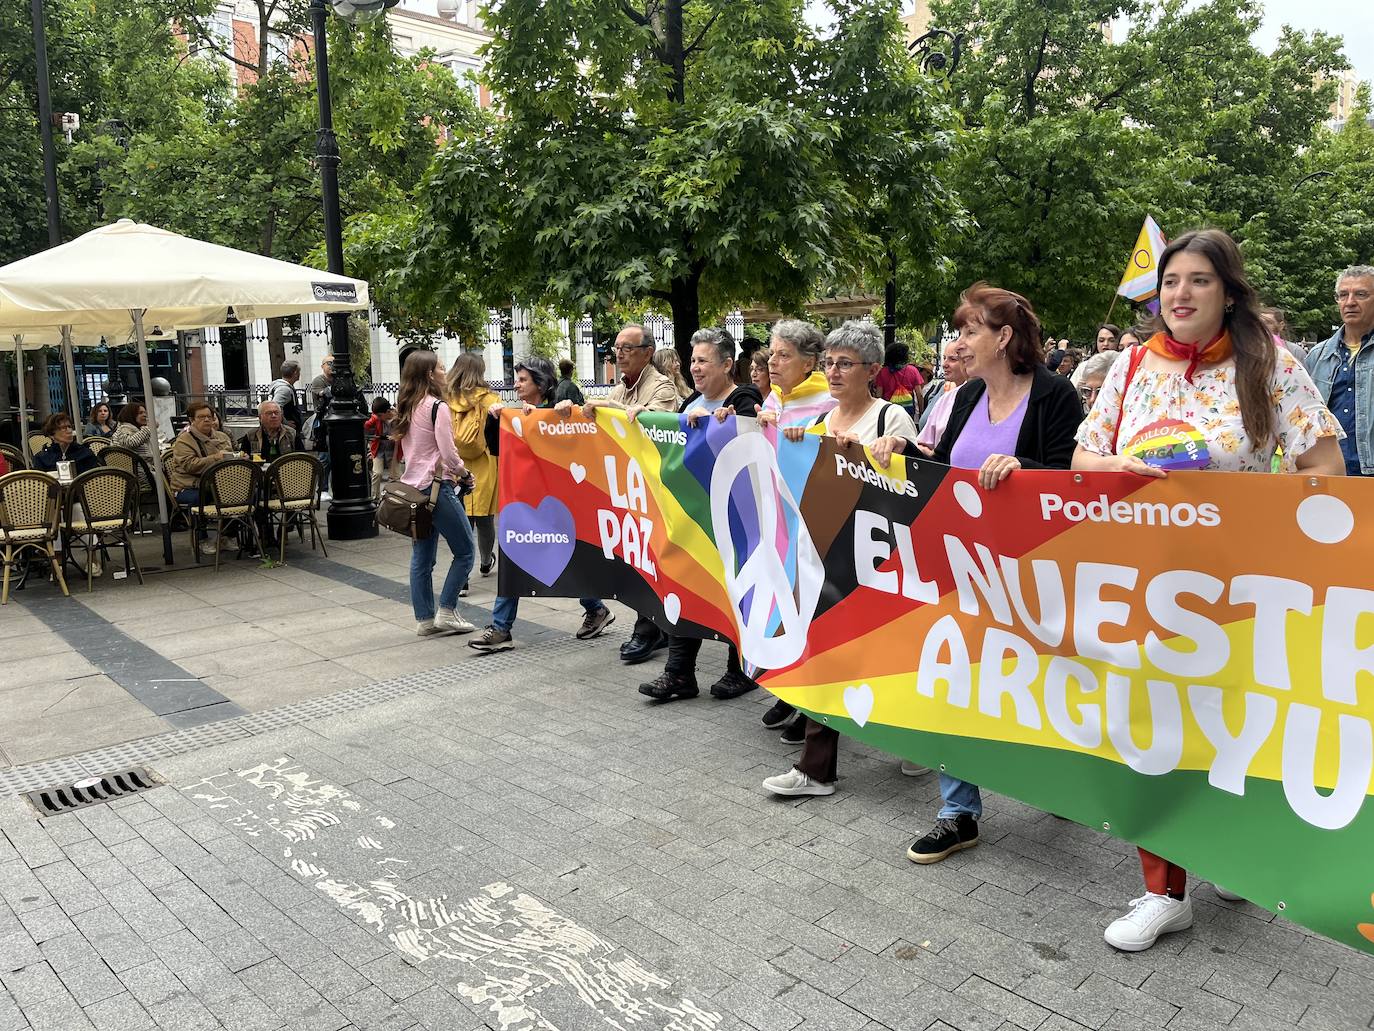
xmin=570 ymin=462 xmax=587 ymax=484
xmin=663 ymin=592 xmax=681 ymax=625
xmin=511 ymin=416 xmax=524 ymax=439
xmin=843 ymin=684 xmax=875 ymax=728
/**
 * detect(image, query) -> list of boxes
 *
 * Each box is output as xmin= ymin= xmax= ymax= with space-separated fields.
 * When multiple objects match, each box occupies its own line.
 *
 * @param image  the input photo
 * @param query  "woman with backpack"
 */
xmin=394 ymin=350 xmax=477 ymax=638
xmin=1074 ymin=228 xmax=1343 ymax=953
xmin=875 ymin=341 xmax=926 ymax=421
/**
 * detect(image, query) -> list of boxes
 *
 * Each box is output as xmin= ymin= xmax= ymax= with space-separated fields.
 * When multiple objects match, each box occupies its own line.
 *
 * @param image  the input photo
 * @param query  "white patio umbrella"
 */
xmin=0 ymin=220 xmax=370 ymax=564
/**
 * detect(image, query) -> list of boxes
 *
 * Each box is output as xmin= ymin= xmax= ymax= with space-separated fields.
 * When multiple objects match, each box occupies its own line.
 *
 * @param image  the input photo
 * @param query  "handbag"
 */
xmin=377 ymin=479 xmax=442 ymax=539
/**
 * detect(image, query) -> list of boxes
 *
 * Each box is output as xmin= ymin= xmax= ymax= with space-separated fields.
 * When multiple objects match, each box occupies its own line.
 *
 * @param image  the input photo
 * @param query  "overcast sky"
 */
xmin=804 ymin=1 xmax=1373 ymax=84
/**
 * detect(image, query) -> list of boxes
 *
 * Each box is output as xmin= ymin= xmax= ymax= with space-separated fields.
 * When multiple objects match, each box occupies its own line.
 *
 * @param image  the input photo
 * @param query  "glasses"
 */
xmin=1336 ymin=290 xmax=1372 ymax=302
xmin=1078 ymin=386 xmax=1102 ymax=405
xmin=821 ymin=358 xmax=870 ymax=372
xmin=614 ymin=343 xmax=652 ymax=354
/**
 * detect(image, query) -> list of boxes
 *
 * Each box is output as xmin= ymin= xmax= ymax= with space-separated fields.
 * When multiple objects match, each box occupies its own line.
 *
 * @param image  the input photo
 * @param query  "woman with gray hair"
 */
xmin=764 ymin=320 xmax=922 ymax=761
xmin=1072 ymin=350 xmax=1119 ymax=409
xmin=756 ymin=318 xmax=834 ymax=431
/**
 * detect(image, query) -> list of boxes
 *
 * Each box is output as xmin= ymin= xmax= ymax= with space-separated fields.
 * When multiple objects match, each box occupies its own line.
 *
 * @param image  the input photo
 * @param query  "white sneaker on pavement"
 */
xmin=416 ymin=620 xmax=453 ymax=637
xmin=762 ymin=767 xmax=836 ymax=797
xmin=900 ymin=759 xmax=930 ymax=776
xmin=1104 ymin=893 xmax=1193 ymax=952
xmin=436 ymin=608 xmax=476 ymax=634
xmin=1213 ymin=886 xmax=1244 ymax=901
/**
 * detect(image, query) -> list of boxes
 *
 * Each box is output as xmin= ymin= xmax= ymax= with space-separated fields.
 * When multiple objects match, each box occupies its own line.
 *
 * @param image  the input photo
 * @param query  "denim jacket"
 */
xmin=1305 ymin=325 xmax=1374 ymax=475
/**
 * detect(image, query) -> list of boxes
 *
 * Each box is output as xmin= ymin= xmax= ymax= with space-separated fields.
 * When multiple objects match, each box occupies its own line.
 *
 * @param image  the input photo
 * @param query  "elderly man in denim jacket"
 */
xmin=1306 ymin=265 xmax=1374 ymax=477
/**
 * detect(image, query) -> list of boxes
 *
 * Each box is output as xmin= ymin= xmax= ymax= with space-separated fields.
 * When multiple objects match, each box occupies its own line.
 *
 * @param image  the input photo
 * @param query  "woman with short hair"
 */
xmin=749 ymin=348 xmax=772 ymax=396
xmin=31 ymin=413 xmax=98 ymax=475
xmin=1096 ymin=323 xmax=1122 ymax=352
xmin=1074 ymin=228 xmax=1343 ymax=953
xmin=394 ymin=350 xmax=477 ymax=638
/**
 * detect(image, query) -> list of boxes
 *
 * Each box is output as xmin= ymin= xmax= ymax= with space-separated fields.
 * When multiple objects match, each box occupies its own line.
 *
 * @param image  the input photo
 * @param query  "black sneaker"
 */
xmin=638 ymin=671 xmax=699 ymax=702
xmin=761 ymin=700 xmax=795 ymax=729
xmin=780 ymin=714 xmax=808 ymax=744
xmin=906 ymin=815 xmax=979 ymax=865
xmin=709 ymin=669 xmax=759 ymax=700
xmin=576 ymin=606 xmax=615 ymax=640
xmin=480 ymin=554 xmax=496 ymax=577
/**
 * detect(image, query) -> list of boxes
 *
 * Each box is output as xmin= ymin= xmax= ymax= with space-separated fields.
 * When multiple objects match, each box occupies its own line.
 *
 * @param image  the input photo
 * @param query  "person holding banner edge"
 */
xmin=762 ymin=321 xmax=922 ymax=795
xmin=898 ymin=283 xmax=1084 ymax=865
xmin=754 ymin=319 xmax=837 ymax=740
xmin=1073 ymin=228 xmax=1344 ymax=953
xmin=635 ymin=327 xmax=765 ymax=703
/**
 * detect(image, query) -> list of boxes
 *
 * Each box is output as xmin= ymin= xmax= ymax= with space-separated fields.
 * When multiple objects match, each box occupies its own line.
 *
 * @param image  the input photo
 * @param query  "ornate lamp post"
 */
xmin=309 ymin=0 xmax=395 ymax=539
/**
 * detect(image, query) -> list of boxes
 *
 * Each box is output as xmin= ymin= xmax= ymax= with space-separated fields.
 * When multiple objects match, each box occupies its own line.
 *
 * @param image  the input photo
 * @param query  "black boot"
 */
xmin=622 ymin=628 xmax=667 ymax=664
xmin=638 ymin=671 xmax=699 ymax=702
xmin=709 ymin=669 xmax=760 ymax=700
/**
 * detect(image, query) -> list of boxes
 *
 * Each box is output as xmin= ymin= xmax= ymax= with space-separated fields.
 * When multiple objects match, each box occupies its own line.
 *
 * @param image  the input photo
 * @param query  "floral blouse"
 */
xmin=1077 ymin=347 xmax=1341 ymax=473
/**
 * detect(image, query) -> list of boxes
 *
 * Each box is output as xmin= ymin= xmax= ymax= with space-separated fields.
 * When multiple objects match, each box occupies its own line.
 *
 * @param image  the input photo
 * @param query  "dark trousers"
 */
xmin=632 ymin=614 xmax=660 ymax=641
xmin=664 ymin=635 xmax=743 ymax=677
xmin=795 ymin=720 xmax=839 ymax=783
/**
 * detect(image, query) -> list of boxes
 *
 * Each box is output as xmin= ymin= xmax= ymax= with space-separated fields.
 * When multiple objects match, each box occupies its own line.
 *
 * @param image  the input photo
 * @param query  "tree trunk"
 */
xmin=32 ymin=351 xmax=52 ymax=421
xmin=668 ymin=270 xmax=701 ymax=370
xmin=266 ymin=317 xmax=286 ymax=381
xmin=665 ymin=0 xmax=685 ymax=104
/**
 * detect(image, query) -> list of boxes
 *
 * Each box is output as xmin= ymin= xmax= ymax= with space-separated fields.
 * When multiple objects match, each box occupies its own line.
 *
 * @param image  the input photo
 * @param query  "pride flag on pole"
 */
xmin=1118 ymin=216 xmax=1168 ymax=302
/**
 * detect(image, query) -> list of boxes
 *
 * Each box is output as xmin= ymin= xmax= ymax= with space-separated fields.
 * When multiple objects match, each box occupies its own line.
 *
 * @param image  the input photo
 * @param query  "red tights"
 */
xmin=1138 ymin=848 xmax=1186 ymax=899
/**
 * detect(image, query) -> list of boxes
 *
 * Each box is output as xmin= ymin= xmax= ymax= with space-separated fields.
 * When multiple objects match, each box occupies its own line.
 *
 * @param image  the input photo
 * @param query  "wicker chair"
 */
xmin=85 ymin=437 xmax=111 ymax=456
xmin=264 ymin=453 xmax=328 ymax=564
xmin=0 ymin=470 xmax=69 ymax=604
xmin=0 ymin=443 xmax=24 ymax=471
xmin=98 ymin=445 xmax=158 ymax=528
xmin=27 ymin=433 xmax=52 ymax=455
xmin=191 ymin=459 xmax=263 ymax=571
xmin=62 ymin=468 xmax=144 ymax=592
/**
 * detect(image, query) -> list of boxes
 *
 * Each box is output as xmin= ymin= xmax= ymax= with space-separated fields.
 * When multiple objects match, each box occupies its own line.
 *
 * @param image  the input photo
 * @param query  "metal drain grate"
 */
xmin=24 ymin=767 xmax=160 ymax=816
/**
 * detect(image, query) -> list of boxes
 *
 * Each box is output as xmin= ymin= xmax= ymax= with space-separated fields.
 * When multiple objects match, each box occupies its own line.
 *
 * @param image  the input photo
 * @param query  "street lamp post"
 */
xmin=309 ymin=0 xmax=395 ymax=540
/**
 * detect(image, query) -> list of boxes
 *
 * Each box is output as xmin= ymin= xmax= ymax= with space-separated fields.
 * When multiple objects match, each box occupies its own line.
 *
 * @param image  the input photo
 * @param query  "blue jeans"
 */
xmin=492 ymin=595 xmax=604 ymax=634
xmin=175 ymin=488 xmax=200 ymax=506
xmin=409 ymin=482 xmax=474 ymax=622
xmin=938 ymin=774 xmax=982 ymax=821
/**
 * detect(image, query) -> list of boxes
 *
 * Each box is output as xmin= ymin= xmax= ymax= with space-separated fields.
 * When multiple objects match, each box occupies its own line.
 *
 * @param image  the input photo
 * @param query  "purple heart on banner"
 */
xmin=499 ymin=497 xmax=576 ymax=587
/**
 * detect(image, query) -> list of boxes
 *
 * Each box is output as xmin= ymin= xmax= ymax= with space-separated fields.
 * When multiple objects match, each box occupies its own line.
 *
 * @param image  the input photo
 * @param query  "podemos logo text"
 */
xmin=1039 ymin=492 xmax=1220 ymax=528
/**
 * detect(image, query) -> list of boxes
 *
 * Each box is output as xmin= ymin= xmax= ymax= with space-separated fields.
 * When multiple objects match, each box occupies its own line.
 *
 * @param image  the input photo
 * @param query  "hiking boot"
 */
xmin=762 ymin=768 xmax=835 ymax=797
xmin=638 ymin=671 xmax=699 ymax=702
xmin=469 ymin=626 xmax=514 ymax=652
xmin=780 ymin=714 xmax=808 ymax=744
xmin=906 ymin=815 xmax=979 ymax=864
xmin=1104 ymin=893 xmax=1193 ymax=952
xmin=709 ymin=669 xmax=759 ymax=700
xmin=761 ymin=699 xmax=795 ymax=729
xmin=576 ymin=606 xmax=615 ymax=640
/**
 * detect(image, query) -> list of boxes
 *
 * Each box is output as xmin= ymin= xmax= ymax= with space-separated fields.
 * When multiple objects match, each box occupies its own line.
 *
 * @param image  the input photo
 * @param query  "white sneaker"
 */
xmin=1104 ymin=893 xmax=1193 ymax=952
xmin=900 ymin=759 xmax=930 ymax=776
xmin=416 ymin=620 xmax=452 ymax=637
xmin=436 ymin=609 xmax=476 ymax=634
xmin=762 ymin=768 xmax=835 ymax=797
xmin=201 ymin=535 xmax=218 ymax=556
xmin=1213 ymin=886 xmax=1244 ymax=902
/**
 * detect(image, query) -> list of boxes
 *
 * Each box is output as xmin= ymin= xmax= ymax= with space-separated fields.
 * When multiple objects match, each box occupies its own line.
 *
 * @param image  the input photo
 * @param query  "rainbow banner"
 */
xmin=498 ymin=408 xmax=1374 ymax=954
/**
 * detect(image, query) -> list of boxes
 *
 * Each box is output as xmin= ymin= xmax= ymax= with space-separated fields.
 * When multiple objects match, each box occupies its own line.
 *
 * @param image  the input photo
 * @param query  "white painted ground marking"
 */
xmin=188 ymin=758 xmax=722 ymax=1031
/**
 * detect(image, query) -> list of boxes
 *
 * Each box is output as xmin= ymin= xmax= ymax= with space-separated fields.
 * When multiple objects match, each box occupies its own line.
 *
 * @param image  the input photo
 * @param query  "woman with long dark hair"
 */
xmin=394 ymin=350 xmax=477 ymax=637
xmin=1075 ymin=228 xmax=1343 ymax=952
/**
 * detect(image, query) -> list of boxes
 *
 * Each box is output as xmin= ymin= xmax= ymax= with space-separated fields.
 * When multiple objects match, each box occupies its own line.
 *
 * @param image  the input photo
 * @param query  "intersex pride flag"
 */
xmin=498 ymin=408 xmax=1374 ymax=953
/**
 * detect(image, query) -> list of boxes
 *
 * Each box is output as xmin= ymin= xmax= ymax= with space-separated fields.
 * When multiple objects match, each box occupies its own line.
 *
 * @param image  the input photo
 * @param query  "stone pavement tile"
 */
xmin=399 ymin=985 xmax=485 ymax=1031
xmin=16 ymin=988 xmax=95 ymax=1031
xmin=0 ymin=652 xmax=102 ymax=692
xmin=38 ymin=932 xmax=123 ymax=1007
xmin=903 ymin=978 xmax=1010 ymax=1031
xmin=337 ymin=984 xmax=415 ymax=1031
xmin=1236 ymin=923 xmax=1337 ymax=987
xmin=360 ymin=954 xmax=434 ymax=1003
xmin=0 ymin=929 xmax=41 ymax=972
xmin=201 ymin=927 xmax=272 ymax=974
xmin=205 ymin=663 xmax=372 ymax=711
xmin=0 ymin=991 xmax=24 ymax=1031
xmin=1077 ymin=973 xmax=1178 ymax=1027
xmin=83 ymin=991 xmax=154 ymax=1031
xmin=98 ymin=879 xmax=185 ymax=942
xmin=0 ymin=863 xmax=56 ymax=916
xmin=15 ymin=907 xmax=73 ymax=947
xmin=145 ymin=993 xmax=221 ymax=1031
xmin=1199 ymin=968 xmax=1303 ymax=1024
xmin=177 ymin=639 xmax=325 ymax=680
xmin=712 ymin=981 xmax=803 ymax=1031
xmin=196 ymin=989 xmax=283 ymax=1031
xmin=953 ymin=974 xmax=1053 ymax=1031
xmin=293 ymin=953 xmax=370 ymax=1002
xmin=1099 ymin=1014 xmax=1166 ymax=1031
xmin=153 ymin=881 xmax=237 ymax=943
xmin=1 ymin=706 xmax=168 ymax=768
xmin=1010 ymin=974 xmax=1116 ymax=1029
xmin=32 ymin=861 xmax=103 ymax=919
xmin=116 ymin=958 xmax=186 ymax=1011
xmin=0 ymin=963 xmax=66 ymax=1009
xmin=38 ymin=817 xmax=93 ymax=849
xmin=1139 ymin=969 xmax=1241 ymax=1026
xmin=239 ymin=957 xmax=338 ymax=1023
xmin=1291 ymin=966 xmax=1374 ymax=1029
xmin=73 ymin=807 xmax=140 ymax=849
xmin=2 ymin=823 xmax=64 ymax=870
xmin=773 ymin=982 xmax=869 ymax=1031
xmin=153 ymin=623 xmax=282 ymax=662
xmin=70 ymin=907 xmax=156 ymax=974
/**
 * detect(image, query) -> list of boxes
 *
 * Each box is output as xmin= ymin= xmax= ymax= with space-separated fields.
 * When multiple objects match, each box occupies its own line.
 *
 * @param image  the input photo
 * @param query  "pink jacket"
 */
xmin=400 ymin=397 xmax=465 ymax=488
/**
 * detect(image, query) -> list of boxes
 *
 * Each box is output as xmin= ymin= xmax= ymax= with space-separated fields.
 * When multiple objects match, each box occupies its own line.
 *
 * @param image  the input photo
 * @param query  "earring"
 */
xmin=1224 ymin=301 xmax=1235 ymax=313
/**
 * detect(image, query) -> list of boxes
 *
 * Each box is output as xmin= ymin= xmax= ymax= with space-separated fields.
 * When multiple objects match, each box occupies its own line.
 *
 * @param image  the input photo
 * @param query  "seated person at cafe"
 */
xmin=111 ymin=402 xmax=155 ymax=459
xmin=239 ymin=401 xmax=298 ymax=461
xmin=170 ymin=402 xmax=235 ymax=554
xmin=31 ymin=413 xmax=99 ymax=476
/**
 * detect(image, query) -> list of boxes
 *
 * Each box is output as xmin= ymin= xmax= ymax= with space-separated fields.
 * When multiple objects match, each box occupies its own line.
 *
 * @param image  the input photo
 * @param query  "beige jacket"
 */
xmin=169 ymin=428 xmax=229 ymax=493
xmin=605 ymin=364 xmax=680 ymax=413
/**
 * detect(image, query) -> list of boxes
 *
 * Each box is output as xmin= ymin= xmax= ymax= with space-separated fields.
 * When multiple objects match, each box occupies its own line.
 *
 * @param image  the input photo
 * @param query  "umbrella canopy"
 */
xmin=0 ymin=219 xmax=369 ymax=334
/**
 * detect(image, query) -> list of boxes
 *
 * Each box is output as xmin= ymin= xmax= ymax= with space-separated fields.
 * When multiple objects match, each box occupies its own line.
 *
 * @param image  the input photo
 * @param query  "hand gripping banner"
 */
xmin=496 ymin=407 xmax=1374 ymax=954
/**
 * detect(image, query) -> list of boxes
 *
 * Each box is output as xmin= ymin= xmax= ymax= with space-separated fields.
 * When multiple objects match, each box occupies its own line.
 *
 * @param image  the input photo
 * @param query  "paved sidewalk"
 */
xmin=3 ymin=536 xmax=1374 ymax=1030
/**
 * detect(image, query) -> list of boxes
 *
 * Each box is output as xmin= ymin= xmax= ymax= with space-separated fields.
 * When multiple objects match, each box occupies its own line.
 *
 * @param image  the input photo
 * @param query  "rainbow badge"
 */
xmin=1123 ymin=418 xmax=1211 ymax=470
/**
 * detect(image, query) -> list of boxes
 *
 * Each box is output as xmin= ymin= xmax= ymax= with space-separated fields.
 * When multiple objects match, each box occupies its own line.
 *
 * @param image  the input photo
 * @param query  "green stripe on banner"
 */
xmin=802 ymin=709 xmax=1374 ymax=953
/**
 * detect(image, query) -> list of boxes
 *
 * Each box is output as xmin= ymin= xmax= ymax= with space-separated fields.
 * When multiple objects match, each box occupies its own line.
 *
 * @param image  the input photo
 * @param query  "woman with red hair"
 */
xmin=890 ymin=282 xmax=1084 ymax=865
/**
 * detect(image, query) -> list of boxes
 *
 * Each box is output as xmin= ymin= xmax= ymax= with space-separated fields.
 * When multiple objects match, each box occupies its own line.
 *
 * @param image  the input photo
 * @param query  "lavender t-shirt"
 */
xmin=947 ymin=390 xmax=1030 ymax=471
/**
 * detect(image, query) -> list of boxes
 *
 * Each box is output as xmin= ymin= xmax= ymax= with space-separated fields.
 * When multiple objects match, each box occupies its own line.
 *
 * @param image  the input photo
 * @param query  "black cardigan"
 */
xmin=931 ymin=364 xmax=1083 ymax=470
